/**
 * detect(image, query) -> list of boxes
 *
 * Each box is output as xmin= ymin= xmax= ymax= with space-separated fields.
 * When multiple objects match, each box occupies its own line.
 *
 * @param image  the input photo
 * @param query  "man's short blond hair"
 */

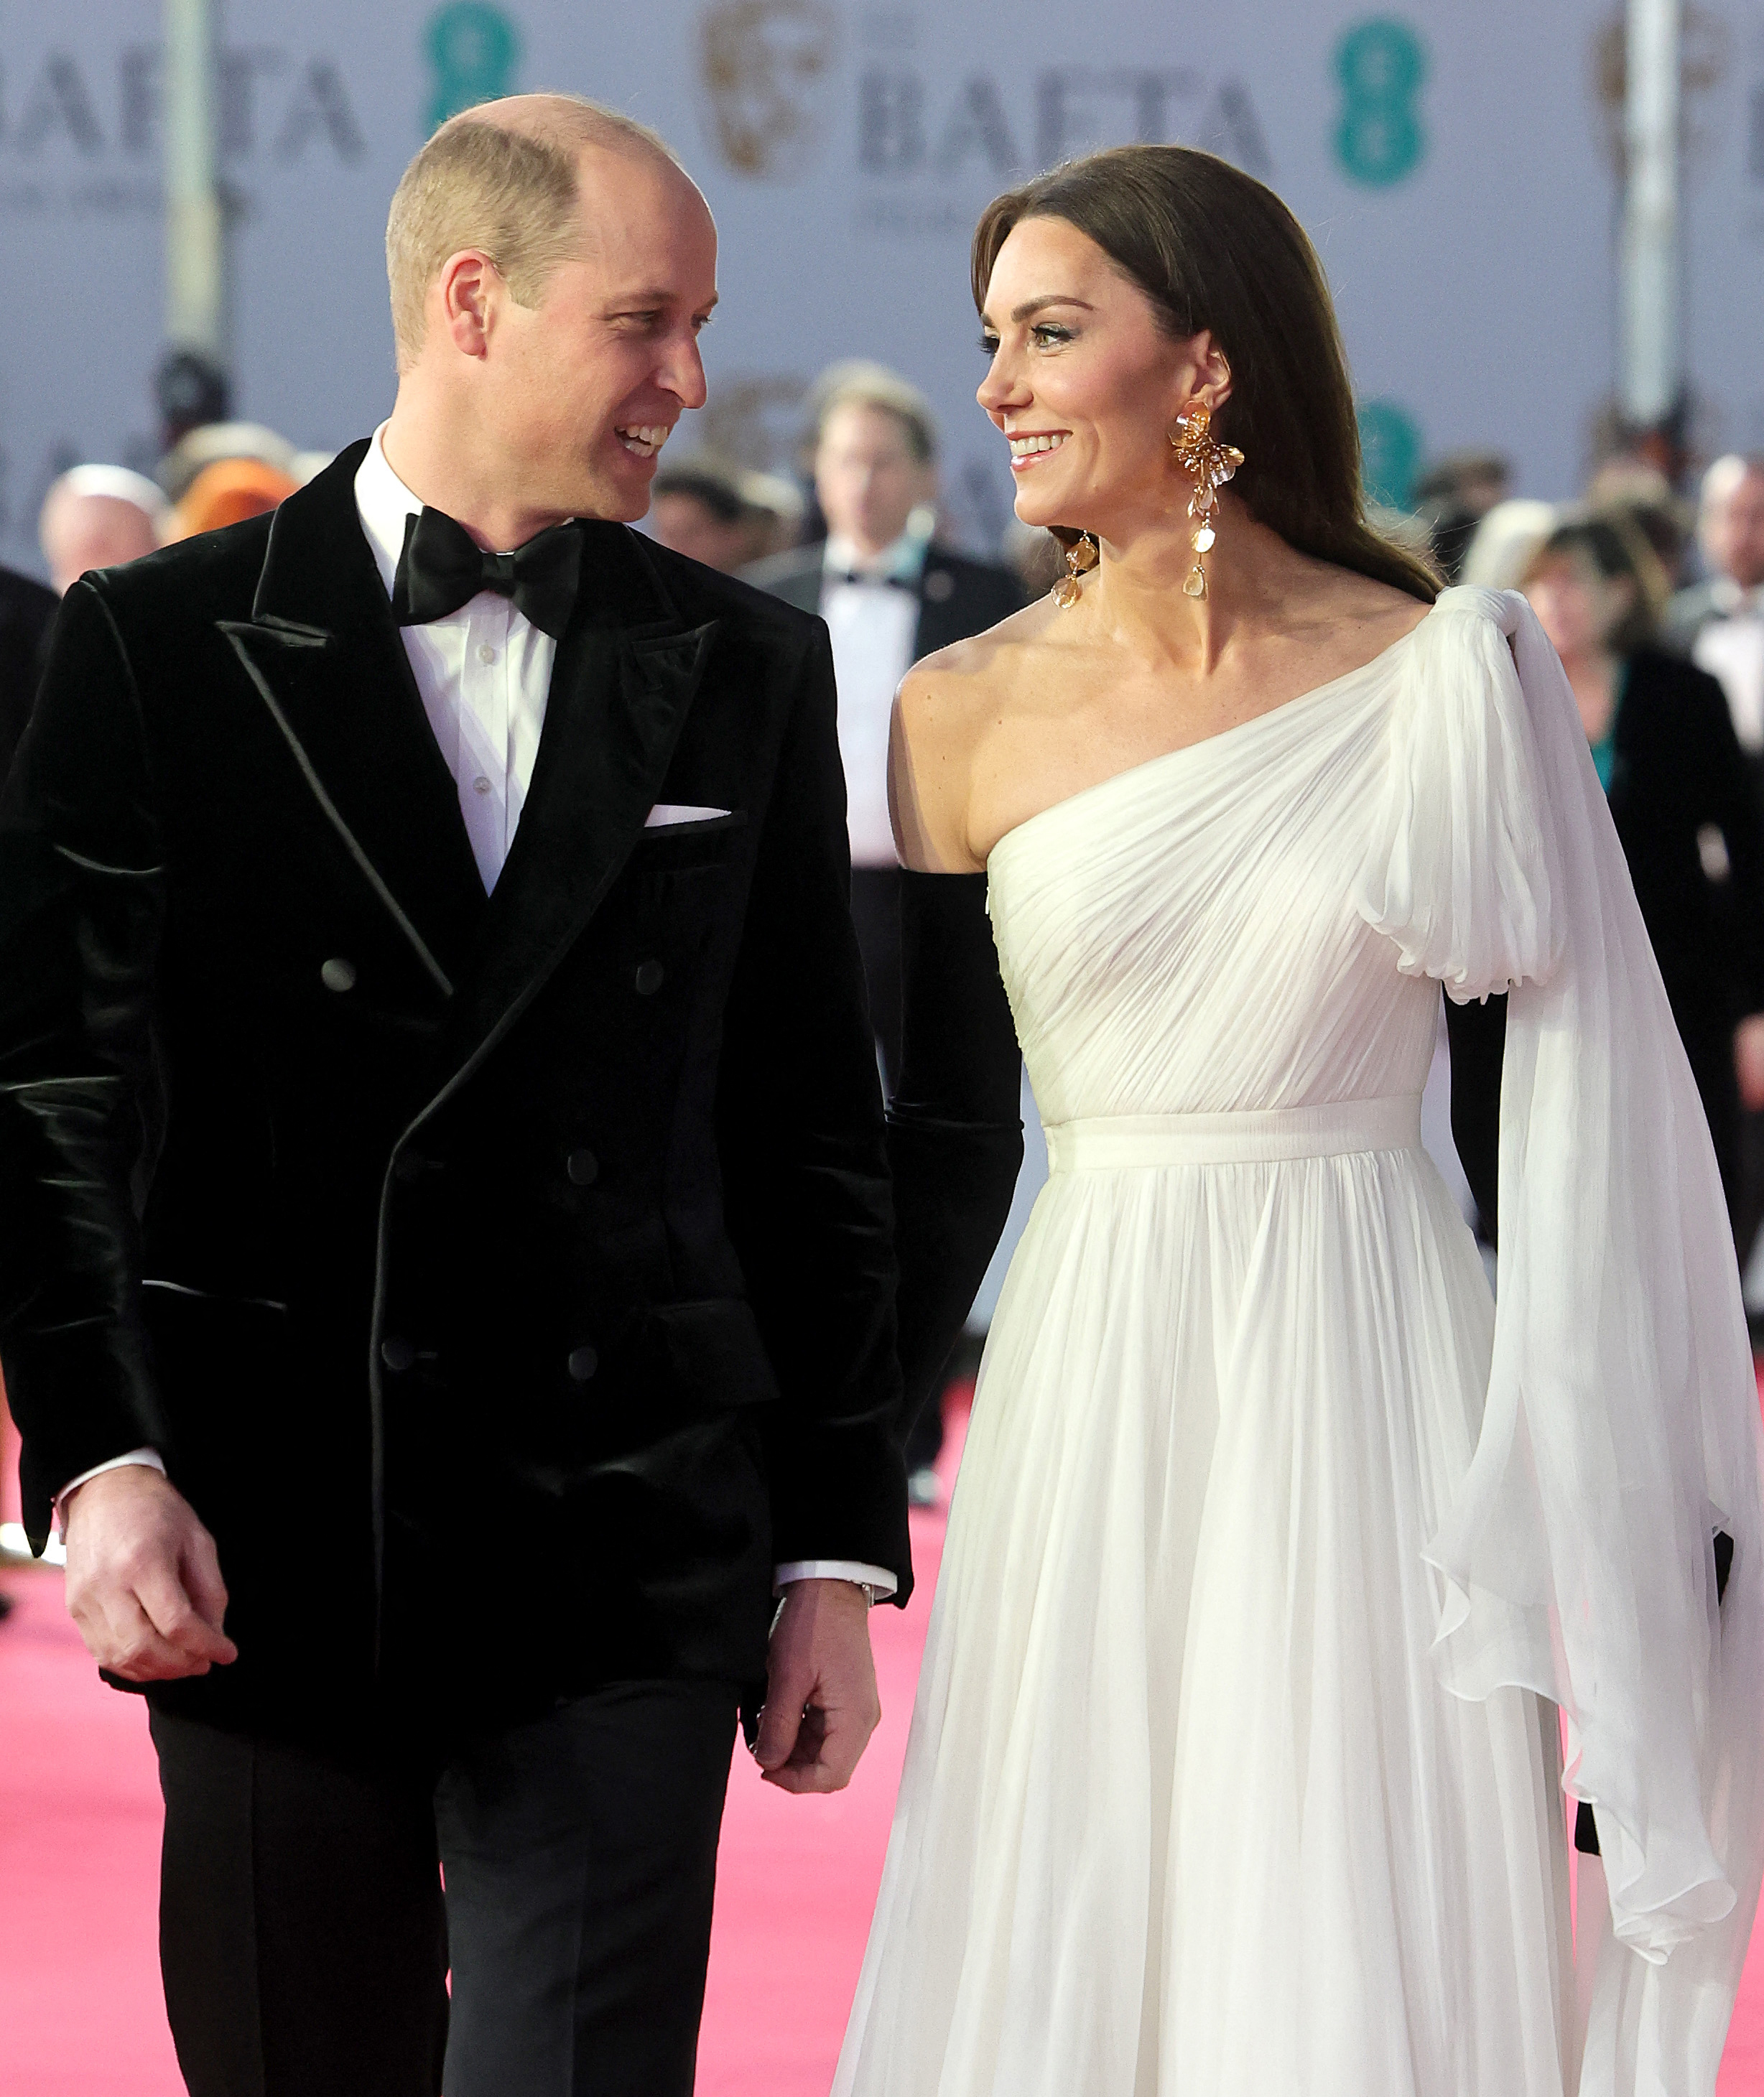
xmin=385 ymin=94 xmax=677 ymax=371
xmin=809 ymin=362 xmax=939 ymax=465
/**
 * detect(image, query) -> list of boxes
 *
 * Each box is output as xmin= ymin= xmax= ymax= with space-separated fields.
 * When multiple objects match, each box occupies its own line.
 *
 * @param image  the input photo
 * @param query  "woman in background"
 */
xmin=1522 ymin=513 xmax=1764 ymax=1220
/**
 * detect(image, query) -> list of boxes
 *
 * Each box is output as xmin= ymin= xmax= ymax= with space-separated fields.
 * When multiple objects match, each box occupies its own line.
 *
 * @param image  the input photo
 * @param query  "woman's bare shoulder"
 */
xmin=891 ymin=600 xmax=1055 ymax=873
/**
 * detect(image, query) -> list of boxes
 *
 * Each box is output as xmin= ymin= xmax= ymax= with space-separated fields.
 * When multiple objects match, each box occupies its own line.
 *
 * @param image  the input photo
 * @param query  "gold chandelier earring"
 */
xmin=1052 ymin=531 xmax=1099 ymax=610
xmin=1169 ymin=404 xmax=1245 ymax=600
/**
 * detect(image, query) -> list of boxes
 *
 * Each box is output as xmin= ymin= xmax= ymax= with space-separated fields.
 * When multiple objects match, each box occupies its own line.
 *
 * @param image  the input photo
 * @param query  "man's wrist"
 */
xmin=772 ymin=1558 xmax=897 ymax=1604
xmin=56 ymin=1449 xmax=165 ymax=1534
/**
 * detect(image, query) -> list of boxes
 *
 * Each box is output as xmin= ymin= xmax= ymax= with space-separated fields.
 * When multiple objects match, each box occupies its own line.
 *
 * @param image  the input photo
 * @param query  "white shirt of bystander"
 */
xmin=820 ymin=531 xmax=924 ymax=870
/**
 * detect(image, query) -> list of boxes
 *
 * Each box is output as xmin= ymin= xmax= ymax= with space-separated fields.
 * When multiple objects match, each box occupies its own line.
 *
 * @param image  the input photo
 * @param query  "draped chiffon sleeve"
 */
xmin=1355 ymin=585 xmax=1764 ymax=2092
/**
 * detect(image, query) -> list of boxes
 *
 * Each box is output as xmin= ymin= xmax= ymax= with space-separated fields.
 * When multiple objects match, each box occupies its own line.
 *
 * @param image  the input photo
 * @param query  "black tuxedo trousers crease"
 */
xmin=0 ymin=441 xmax=911 ymax=1740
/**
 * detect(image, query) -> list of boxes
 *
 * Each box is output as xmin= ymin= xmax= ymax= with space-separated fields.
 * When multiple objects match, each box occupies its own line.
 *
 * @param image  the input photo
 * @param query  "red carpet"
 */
xmin=3 ymin=1399 xmax=1762 ymax=2096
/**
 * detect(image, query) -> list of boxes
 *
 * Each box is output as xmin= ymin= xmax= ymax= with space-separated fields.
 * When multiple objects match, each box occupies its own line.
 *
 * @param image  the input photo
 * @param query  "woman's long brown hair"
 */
xmin=972 ymin=147 xmax=1440 ymax=604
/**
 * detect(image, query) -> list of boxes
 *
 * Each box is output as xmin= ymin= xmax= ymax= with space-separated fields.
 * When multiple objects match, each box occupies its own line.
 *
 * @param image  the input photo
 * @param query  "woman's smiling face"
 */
xmin=976 ymin=214 xmax=1211 ymax=539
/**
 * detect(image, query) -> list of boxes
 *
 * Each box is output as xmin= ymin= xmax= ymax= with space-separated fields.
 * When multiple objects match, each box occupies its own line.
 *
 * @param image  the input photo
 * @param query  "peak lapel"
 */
xmin=412 ymin=529 xmax=718 ymax=1121
xmin=220 ymin=445 xmax=487 ymax=996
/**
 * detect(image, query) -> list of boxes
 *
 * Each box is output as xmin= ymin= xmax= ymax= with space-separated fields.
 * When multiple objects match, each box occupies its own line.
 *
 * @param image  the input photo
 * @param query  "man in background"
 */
xmin=38 ymin=464 xmax=166 ymax=598
xmin=747 ymin=367 xmax=1023 ymax=1503
xmin=746 ymin=366 xmax=1021 ymax=1086
xmin=649 ymin=457 xmax=800 ymax=572
xmin=1663 ymin=455 xmax=1764 ymax=1291
xmin=1666 ymin=455 xmax=1764 ymax=801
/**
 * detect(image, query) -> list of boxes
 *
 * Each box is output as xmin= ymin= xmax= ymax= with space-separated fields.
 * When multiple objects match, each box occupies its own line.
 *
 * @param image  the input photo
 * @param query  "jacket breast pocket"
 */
xmin=626 ymin=810 xmax=746 ymax=876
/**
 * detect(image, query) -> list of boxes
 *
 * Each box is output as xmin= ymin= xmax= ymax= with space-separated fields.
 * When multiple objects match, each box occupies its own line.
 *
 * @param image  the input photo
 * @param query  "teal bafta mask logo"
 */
xmin=424 ymin=3 xmax=521 ymax=134
xmin=1357 ymin=401 xmax=1422 ymax=512
xmin=1332 ymin=19 xmax=1427 ymax=187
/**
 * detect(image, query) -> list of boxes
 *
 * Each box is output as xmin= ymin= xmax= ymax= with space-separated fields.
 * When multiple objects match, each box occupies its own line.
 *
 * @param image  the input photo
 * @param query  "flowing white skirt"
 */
xmin=835 ymin=1112 xmax=1576 ymax=2096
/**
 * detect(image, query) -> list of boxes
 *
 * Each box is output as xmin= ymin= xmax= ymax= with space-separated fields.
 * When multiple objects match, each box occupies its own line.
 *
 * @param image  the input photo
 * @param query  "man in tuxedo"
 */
xmin=745 ymin=371 xmax=1023 ymax=1087
xmin=746 ymin=373 xmax=1022 ymax=1501
xmin=1665 ymin=454 xmax=1764 ymax=794
xmin=0 ymin=95 xmax=908 ymax=2097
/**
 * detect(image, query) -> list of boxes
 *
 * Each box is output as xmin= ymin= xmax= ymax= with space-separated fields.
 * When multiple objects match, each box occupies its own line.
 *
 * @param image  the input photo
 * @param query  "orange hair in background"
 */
xmin=167 ymin=458 xmax=301 ymax=541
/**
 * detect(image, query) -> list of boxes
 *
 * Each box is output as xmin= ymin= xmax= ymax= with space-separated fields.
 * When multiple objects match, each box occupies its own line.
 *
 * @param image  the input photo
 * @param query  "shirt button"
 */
xmin=567 ymin=1345 xmax=598 ymax=1383
xmin=473 ymin=776 xmax=492 ymax=795
xmin=566 ymin=1147 xmax=599 ymax=1186
xmin=633 ymin=959 xmax=664 ymax=996
xmin=477 ymin=643 xmax=497 ymax=665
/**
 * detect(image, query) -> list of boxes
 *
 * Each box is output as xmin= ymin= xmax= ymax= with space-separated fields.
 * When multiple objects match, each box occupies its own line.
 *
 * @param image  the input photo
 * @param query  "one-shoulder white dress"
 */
xmin=833 ymin=588 xmax=1764 ymax=2097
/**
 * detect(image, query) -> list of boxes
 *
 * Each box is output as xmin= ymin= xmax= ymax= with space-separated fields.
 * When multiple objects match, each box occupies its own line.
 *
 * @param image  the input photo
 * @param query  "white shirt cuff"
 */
xmin=772 ymin=1559 xmax=898 ymax=1601
xmin=55 ymin=1448 xmax=165 ymax=1532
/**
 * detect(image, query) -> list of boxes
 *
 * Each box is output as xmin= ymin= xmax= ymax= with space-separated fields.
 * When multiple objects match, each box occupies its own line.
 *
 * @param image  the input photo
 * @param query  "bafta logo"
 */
xmin=698 ymin=0 xmax=839 ymax=180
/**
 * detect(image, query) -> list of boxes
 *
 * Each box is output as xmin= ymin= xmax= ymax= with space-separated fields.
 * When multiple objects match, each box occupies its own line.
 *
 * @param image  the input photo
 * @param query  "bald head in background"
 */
xmin=40 ymin=466 xmax=167 ymax=595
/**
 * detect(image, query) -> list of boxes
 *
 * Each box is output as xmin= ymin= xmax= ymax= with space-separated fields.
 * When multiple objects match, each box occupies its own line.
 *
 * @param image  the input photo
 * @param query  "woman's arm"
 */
xmin=888 ymin=659 xmax=988 ymax=874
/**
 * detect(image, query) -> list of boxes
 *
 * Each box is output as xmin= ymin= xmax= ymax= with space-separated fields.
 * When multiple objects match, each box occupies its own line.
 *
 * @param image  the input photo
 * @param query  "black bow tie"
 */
xmin=831 ymin=567 xmax=916 ymax=592
xmin=392 ymin=506 xmax=585 ymax=638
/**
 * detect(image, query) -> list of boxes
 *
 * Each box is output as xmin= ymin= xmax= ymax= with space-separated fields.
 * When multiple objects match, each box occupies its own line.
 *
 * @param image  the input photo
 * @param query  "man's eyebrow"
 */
xmin=605 ymin=289 xmax=720 ymax=312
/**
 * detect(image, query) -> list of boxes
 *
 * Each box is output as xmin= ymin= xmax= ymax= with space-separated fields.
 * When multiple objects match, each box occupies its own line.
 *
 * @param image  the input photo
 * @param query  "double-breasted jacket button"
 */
xmin=567 ymin=1345 xmax=598 ymax=1383
xmin=633 ymin=959 xmax=664 ymax=996
xmin=566 ymin=1147 xmax=599 ymax=1186
xmin=380 ymin=1334 xmax=415 ymax=1373
xmin=320 ymin=957 xmax=358 ymax=993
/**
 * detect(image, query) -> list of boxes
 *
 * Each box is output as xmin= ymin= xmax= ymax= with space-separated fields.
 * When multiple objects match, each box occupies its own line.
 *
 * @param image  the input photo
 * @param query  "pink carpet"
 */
xmin=3 ymin=1398 xmax=1762 ymax=2096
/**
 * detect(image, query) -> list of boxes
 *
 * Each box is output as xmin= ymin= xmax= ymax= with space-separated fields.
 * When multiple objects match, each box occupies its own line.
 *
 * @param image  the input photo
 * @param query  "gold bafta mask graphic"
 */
xmin=699 ymin=0 xmax=839 ymax=180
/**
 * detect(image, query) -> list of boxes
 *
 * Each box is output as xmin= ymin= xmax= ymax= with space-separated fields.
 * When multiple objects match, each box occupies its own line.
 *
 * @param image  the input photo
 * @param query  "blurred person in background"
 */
xmin=0 ymin=549 xmax=60 ymax=791
xmin=164 ymin=457 xmax=301 ymax=542
xmin=39 ymin=463 xmax=167 ymax=595
xmin=649 ymin=456 xmax=801 ymax=572
xmin=156 ymin=418 xmax=300 ymax=503
xmin=1458 ymin=496 xmax=1556 ymax=593
xmin=1516 ymin=513 xmax=1764 ymax=1226
xmin=1412 ymin=448 xmax=1509 ymax=583
xmin=1585 ymin=458 xmax=1693 ymax=590
xmin=747 ymin=366 xmax=1023 ymax=1506
xmin=1664 ymin=455 xmax=1764 ymax=800
xmin=11 ymin=462 xmax=164 ymax=779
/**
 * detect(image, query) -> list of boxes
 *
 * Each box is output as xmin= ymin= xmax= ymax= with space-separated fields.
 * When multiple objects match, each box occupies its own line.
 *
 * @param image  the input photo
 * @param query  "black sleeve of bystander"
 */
xmin=887 ymin=870 xmax=1024 ymax=1438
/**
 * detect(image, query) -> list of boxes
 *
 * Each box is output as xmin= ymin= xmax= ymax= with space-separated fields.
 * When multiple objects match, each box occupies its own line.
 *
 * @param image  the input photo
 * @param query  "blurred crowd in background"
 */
xmin=9 ymin=343 xmax=1764 ymax=1514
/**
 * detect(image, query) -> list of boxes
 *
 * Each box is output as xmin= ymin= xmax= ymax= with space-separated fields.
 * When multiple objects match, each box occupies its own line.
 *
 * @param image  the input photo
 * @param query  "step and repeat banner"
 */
xmin=8 ymin=1 xmax=1764 ymax=576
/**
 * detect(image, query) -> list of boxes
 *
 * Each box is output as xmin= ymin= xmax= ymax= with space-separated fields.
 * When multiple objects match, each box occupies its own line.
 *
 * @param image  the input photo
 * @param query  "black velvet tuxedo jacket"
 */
xmin=0 ymin=442 xmax=911 ymax=1739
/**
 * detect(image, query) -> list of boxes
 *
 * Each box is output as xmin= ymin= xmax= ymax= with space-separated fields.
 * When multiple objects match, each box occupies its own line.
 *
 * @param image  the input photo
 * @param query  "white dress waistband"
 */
xmin=1044 ymin=1094 xmax=1424 ymax=1171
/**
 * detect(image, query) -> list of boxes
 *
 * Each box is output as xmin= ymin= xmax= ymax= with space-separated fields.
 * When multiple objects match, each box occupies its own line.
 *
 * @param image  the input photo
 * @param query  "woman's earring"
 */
xmin=1169 ymin=404 xmax=1245 ymax=600
xmin=1052 ymin=532 xmax=1099 ymax=610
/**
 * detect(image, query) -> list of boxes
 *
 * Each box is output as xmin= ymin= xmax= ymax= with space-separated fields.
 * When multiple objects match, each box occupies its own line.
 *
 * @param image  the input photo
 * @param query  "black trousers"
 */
xmin=848 ymin=865 xmax=903 ymax=1095
xmin=151 ymin=1681 xmax=736 ymax=2097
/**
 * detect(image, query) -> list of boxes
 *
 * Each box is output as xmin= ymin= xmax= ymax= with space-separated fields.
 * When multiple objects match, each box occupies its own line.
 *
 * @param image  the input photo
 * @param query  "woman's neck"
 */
xmin=1082 ymin=492 xmax=1314 ymax=674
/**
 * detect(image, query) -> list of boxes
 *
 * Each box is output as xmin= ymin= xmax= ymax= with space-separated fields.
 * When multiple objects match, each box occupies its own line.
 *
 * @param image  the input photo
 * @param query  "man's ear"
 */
xmin=435 ymin=248 xmax=500 ymax=362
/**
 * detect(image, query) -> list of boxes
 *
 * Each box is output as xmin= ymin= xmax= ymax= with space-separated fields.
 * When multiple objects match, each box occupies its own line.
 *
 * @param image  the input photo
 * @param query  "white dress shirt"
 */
xmin=821 ymin=532 xmax=924 ymax=870
xmin=57 ymin=425 xmax=894 ymax=1600
xmin=1691 ymin=577 xmax=1764 ymax=755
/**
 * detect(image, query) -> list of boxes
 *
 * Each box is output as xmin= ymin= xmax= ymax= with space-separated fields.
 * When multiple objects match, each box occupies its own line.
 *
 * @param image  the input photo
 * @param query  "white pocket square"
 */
xmin=645 ymin=804 xmax=732 ymax=827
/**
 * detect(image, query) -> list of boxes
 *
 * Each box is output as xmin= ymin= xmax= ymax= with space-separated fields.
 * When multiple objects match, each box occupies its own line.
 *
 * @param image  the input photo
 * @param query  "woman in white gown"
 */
xmin=834 ymin=147 xmax=1764 ymax=2097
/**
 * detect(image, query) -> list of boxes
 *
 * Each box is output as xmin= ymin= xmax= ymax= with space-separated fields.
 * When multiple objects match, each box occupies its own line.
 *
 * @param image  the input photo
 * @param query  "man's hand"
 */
xmin=1737 ymin=1014 xmax=1764 ymax=1112
xmin=753 ymin=1578 xmax=880 ymax=1794
xmin=62 ymin=1465 xmax=236 ymax=1682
